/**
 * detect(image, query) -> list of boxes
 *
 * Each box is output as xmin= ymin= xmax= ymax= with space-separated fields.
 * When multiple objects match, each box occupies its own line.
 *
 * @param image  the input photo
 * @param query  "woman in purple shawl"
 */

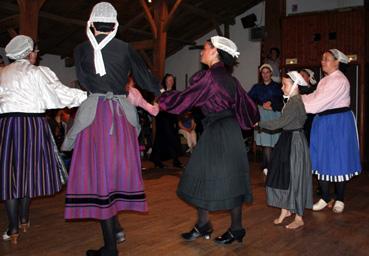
xmin=160 ymin=36 xmax=259 ymax=244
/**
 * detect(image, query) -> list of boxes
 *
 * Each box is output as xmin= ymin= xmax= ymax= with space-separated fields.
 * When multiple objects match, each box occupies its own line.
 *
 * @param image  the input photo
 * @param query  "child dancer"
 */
xmin=257 ymin=71 xmax=313 ymax=229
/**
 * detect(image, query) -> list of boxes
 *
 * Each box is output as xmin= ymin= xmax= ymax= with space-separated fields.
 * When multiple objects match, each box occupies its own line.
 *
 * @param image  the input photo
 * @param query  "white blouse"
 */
xmin=0 ymin=59 xmax=87 ymax=114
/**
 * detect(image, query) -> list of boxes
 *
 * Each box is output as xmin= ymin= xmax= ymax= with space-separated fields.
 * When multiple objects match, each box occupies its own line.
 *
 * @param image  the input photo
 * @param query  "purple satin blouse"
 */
xmin=159 ymin=62 xmax=259 ymax=130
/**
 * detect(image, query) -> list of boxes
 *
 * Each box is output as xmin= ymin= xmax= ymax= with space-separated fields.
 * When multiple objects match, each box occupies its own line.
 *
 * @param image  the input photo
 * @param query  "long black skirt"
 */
xmin=177 ymin=110 xmax=252 ymax=211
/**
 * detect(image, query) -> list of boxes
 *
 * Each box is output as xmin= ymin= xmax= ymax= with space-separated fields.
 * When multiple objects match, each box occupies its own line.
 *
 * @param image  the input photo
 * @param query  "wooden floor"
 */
xmin=1 ymin=157 xmax=369 ymax=256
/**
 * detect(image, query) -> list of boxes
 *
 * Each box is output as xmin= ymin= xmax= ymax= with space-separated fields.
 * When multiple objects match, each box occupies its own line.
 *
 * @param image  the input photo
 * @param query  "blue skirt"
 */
xmin=310 ymin=111 xmax=361 ymax=181
xmin=254 ymin=106 xmax=281 ymax=147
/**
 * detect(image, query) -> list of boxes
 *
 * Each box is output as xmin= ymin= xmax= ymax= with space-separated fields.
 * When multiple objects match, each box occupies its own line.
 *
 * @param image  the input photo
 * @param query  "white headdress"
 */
xmin=210 ymin=36 xmax=240 ymax=58
xmin=329 ymin=49 xmax=349 ymax=64
xmin=302 ymin=68 xmax=317 ymax=85
xmin=87 ymin=2 xmax=119 ymax=76
xmin=5 ymin=35 xmax=34 ymax=60
xmin=259 ymin=63 xmax=273 ymax=74
xmin=283 ymin=71 xmax=308 ymax=101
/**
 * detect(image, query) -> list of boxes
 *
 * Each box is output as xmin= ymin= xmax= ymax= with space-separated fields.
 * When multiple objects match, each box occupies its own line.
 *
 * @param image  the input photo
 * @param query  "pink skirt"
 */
xmin=65 ymin=99 xmax=147 ymax=220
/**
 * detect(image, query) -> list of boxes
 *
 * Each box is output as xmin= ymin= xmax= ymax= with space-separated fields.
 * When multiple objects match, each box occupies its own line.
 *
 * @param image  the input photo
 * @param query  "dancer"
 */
xmin=160 ymin=36 xmax=259 ymax=244
xmin=302 ymin=49 xmax=361 ymax=213
xmin=257 ymin=71 xmax=313 ymax=229
xmin=62 ymin=3 xmax=159 ymax=256
xmin=0 ymin=35 xmax=87 ymax=244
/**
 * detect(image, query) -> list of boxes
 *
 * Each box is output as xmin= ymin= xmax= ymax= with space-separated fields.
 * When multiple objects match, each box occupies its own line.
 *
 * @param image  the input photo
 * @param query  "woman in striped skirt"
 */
xmin=63 ymin=3 xmax=160 ymax=256
xmin=0 ymin=35 xmax=87 ymax=244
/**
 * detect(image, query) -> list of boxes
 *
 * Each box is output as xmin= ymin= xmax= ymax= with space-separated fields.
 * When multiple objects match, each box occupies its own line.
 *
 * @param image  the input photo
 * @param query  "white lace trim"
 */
xmin=313 ymin=170 xmax=360 ymax=182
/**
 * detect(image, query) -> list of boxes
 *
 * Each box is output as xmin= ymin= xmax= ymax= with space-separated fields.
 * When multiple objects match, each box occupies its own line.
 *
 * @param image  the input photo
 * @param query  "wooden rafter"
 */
xmin=17 ymin=0 xmax=47 ymax=40
xmin=181 ymin=3 xmax=225 ymax=23
xmin=127 ymin=28 xmax=195 ymax=46
xmin=7 ymin=28 xmax=18 ymax=38
xmin=152 ymin=0 xmax=168 ymax=78
xmin=139 ymin=0 xmax=157 ymax=39
xmin=163 ymin=0 xmax=183 ymax=32
xmin=0 ymin=15 xmax=19 ymax=33
xmin=139 ymin=49 xmax=153 ymax=69
xmin=130 ymin=40 xmax=154 ymax=50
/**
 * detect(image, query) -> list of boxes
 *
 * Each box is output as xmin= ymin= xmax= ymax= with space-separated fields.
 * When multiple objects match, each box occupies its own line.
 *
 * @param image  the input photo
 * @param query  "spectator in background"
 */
xmin=150 ymin=73 xmax=184 ymax=168
xmin=249 ymin=64 xmax=284 ymax=176
xmin=178 ymin=111 xmax=197 ymax=153
xmin=265 ymin=47 xmax=281 ymax=83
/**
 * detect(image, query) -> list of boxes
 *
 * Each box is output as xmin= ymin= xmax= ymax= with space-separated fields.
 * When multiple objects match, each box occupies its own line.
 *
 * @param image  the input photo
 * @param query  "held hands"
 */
xmin=127 ymin=87 xmax=160 ymax=116
xmin=150 ymin=103 xmax=160 ymax=116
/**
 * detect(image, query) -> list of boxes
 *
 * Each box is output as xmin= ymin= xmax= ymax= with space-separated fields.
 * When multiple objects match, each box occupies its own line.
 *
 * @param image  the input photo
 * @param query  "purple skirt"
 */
xmin=65 ymin=99 xmax=147 ymax=220
xmin=0 ymin=113 xmax=63 ymax=200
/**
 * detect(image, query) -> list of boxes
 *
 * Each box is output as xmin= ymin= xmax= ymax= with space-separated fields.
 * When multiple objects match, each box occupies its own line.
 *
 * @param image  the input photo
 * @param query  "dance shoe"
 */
xmin=313 ymin=199 xmax=328 ymax=211
xmin=263 ymin=168 xmax=268 ymax=176
xmin=116 ymin=230 xmax=126 ymax=243
xmin=214 ymin=228 xmax=246 ymax=244
xmin=19 ymin=221 xmax=30 ymax=233
xmin=333 ymin=200 xmax=344 ymax=213
xmin=2 ymin=230 xmax=19 ymax=244
xmin=173 ymin=159 xmax=183 ymax=168
xmin=181 ymin=222 xmax=213 ymax=241
xmin=86 ymin=247 xmax=118 ymax=256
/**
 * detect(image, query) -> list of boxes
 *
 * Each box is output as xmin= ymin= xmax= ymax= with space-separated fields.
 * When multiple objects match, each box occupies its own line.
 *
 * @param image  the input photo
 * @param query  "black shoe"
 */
xmin=154 ymin=161 xmax=166 ymax=168
xmin=116 ymin=230 xmax=126 ymax=243
xmin=86 ymin=247 xmax=118 ymax=256
xmin=214 ymin=228 xmax=246 ymax=244
xmin=86 ymin=247 xmax=103 ymax=256
xmin=173 ymin=159 xmax=183 ymax=168
xmin=181 ymin=222 xmax=213 ymax=241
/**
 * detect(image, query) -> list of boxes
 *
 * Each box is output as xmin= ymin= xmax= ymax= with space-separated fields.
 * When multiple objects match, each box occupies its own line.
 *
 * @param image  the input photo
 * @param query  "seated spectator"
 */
xmin=178 ymin=111 xmax=197 ymax=153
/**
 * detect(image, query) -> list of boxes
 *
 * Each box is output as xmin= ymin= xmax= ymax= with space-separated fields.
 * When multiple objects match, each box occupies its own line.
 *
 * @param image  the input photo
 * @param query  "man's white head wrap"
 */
xmin=329 ymin=49 xmax=349 ymax=64
xmin=259 ymin=63 xmax=273 ymax=74
xmin=87 ymin=2 xmax=119 ymax=76
xmin=302 ymin=68 xmax=317 ymax=85
xmin=283 ymin=71 xmax=308 ymax=101
xmin=210 ymin=36 xmax=240 ymax=58
xmin=5 ymin=35 xmax=34 ymax=60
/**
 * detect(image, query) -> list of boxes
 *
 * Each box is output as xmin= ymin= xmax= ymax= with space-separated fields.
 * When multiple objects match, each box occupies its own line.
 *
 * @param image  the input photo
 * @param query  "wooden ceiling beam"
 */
xmin=130 ymin=39 xmax=154 ymax=50
xmin=152 ymin=0 xmax=168 ymax=78
xmin=127 ymin=28 xmax=195 ymax=46
xmin=163 ymin=0 xmax=183 ymax=32
xmin=181 ymin=3 xmax=230 ymax=36
xmin=139 ymin=0 xmax=157 ymax=39
xmin=17 ymin=0 xmax=47 ymax=40
xmin=139 ymin=49 xmax=153 ymax=70
xmin=122 ymin=12 xmax=146 ymax=32
xmin=0 ymin=15 xmax=19 ymax=32
xmin=0 ymin=2 xmax=85 ymax=27
xmin=7 ymin=28 xmax=18 ymax=38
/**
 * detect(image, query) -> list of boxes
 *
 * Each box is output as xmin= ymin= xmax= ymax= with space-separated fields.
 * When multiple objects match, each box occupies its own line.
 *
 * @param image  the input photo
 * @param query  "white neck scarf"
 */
xmin=86 ymin=21 xmax=119 ymax=76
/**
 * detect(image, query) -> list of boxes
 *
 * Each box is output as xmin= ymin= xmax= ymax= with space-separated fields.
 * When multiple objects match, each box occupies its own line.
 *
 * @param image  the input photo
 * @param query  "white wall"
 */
xmin=165 ymin=2 xmax=265 ymax=91
xmin=286 ymin=0 xmax=363 ymax=15
xmin=40 ymin=54 xmax=77 ymax=86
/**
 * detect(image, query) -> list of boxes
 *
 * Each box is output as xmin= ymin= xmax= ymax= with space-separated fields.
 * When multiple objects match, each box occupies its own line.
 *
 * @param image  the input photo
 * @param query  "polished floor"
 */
xmin=0 ymin=157 xmax=368 ymax=256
